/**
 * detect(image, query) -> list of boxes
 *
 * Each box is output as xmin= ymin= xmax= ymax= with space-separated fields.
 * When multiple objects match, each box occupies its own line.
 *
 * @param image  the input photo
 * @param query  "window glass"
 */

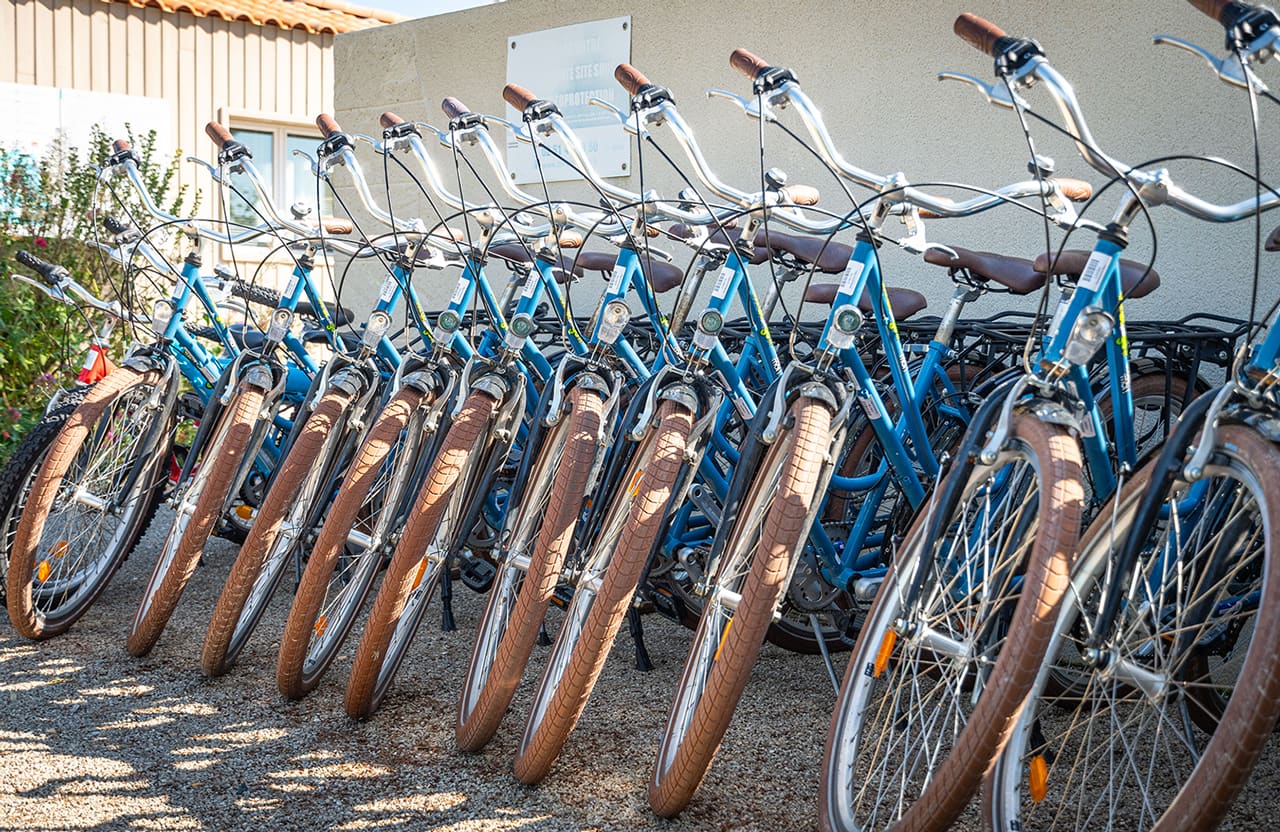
xmin=286 ymin=133 xmax=332 ymax=218
xmin=228 ymin=128 xmax=274 ymax=231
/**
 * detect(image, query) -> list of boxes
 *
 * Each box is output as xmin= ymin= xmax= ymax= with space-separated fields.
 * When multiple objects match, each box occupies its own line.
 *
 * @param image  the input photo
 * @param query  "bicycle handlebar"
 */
xmin=614 ymin=63 xmax=652 ymax=95
xmin=729 ymin=48 xmax=770 ymax=80
xmin=725 ymin=48 xmax=1086 ymax=223
xmin=954 ymin=13 xmax=1008 ymax=57
xmin=1189 ymin=0 xmax=1243 ymax=22
xmin=503 ymin=84 xmax=538 ymax=111
xmin=441 ymin=97 xmax=470 ymax=121
xmin=315 ymin=113 xmax=341 ymax=138
xmin=951 ymin=13 xmax=1280 ymax=224
xmin=15 ymin=249 xmax=66 ymax=283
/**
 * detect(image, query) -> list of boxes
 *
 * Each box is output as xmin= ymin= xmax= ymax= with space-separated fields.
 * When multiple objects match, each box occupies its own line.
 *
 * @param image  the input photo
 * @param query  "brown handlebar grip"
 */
xmin=111 ymin=138 xmax=132 ymax=154
xmin=205 ymin=121 xmax=234 ymax=148
xmin=504 ymin=83 xmax=537 ymax=110
xmin=614 ymin=63 xmax=652 ymax=95
xmin=441 ymin=97 xmax=470 ymax=119
xmin=730 ymin=48 xmax=770 ymax=80
xmin=315 ymin=113 xmax=341 ymax=138
xmin=1187 ymin=0 xmax=1234 ymax=21
xmin=380 ymin=111 xmax=406 ymax=129
xmin=781 ymin=184 xmax=820 ymax=206
xmin=1053 ymin=177 xmax=1093 ymax=203
xmin=954 ymin=13 xmax=1007 ymax=57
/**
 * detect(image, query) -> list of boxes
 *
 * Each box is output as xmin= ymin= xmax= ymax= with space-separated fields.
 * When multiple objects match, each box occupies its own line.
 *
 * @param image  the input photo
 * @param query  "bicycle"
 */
xmin=821 ymin=13 xmax=1280 ymax=830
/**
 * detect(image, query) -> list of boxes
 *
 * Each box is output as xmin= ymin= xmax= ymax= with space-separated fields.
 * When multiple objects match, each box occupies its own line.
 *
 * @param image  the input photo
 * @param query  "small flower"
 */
xmin=6 ymin=407 xmax=19 ymax=421
xmin=2 ymin=431 xmax=9 ymax=440
xmin=34 ymin=236 xmax=47 ymax=248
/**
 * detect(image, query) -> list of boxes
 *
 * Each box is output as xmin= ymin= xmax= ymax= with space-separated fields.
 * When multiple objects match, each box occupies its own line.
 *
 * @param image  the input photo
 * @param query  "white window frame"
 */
xmin=216 ymin=108 xmax=329 ymax=266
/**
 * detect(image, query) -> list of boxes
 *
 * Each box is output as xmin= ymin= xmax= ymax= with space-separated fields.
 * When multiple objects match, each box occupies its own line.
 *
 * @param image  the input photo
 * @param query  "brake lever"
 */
xmin=185 ymin=155 xmax=226 ymax=184
xmin=481 ymin=114 xmax=533 ymax=142
xmin=937 ymin=71 xmax=1027 ymax=110
xmin=1152 ymin=34 xmax=1268 ymax=92
xmin=706 ymin=89 xmax=771 ymax=121
xmin=11 ymin=273 xmax=70 ymax=304
xmin=588 ymin=98 xmax=641 ymax=136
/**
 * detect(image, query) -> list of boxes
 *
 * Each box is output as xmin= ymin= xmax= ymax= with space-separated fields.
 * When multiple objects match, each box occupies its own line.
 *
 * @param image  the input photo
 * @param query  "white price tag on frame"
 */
xmin=1077 ymin=251 xmax=1112 ymax=292
xmin=505 ymin=16 xmax=632 ymax=184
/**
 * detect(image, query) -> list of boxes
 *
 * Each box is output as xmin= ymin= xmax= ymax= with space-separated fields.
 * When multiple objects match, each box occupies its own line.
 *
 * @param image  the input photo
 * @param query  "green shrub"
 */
xmin=0 ymin=125 xmax=197 ymax=461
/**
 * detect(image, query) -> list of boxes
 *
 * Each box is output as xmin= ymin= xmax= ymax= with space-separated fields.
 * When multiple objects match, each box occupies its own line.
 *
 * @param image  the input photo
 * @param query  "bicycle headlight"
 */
xmin=827 ymin=303 xmax=863 ymax=351
xmin=597 ymin=300 xmax=631 ymax=345
xmin=363 ymin=310 xmax=392 ymax=349
xmin=692 ymin=308 xmax=725 ymax=351
xmin=509 ymin=312 xmax=536 ymax=338
xmin=437 ymin=309 xmax=461 ymax=333
xmin=1063 ymin=305 xmax=1114 ymax=366
xmin=150 ymin=300 xmax=175 ymax=331
xmin=505 ymin=312 xmax=536 ymax=351
xmin=266 ymin=307 xmax=293 ymax=342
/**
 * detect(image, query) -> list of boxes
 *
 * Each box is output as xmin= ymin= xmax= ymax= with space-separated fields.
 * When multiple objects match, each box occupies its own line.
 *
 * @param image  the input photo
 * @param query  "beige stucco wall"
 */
xmin=332 ymin=0 xmax=1277 ymax=327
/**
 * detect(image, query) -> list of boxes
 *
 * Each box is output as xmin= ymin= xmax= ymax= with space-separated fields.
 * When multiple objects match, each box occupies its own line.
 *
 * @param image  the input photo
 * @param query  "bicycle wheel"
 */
xmin=514 ymin=399 xmax=693 ymax=784
xmin=987 ymin=424 xmax=1280 ymax=832
xmin=276 ymin=386 xmax=434 ymax=699
xmin=343 ymin=389 xmax=501 ymax=719
xmin=455 ymin=384 xmax=604 ymax=752
xmin=0 ymin=387 xmax=89 ymax=609
xmin=779 ymin=365 xmax=973 ymax=654
xmin=648 ymin=397 xmax=833 ymax=817
xmin=8 ymin=369 xmax=170 ymax=640
xmin=200 ymin=386 xmax=356 ymax=677
xmin=820 ymin=411 xmax=1084 ymax=832
xmin=127 ymin=382 xmax=264 ymax=657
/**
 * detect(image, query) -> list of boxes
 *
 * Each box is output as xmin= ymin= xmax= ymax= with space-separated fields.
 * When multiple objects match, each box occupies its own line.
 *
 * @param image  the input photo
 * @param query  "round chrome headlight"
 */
xmin=437 ymin=309 xmax=461 ymax=333
xmin=597 ymin=300 xmax=632 ymax=345
xmin=698 ymin=309 xmax=724 ymax=335
xmin=510 ymin=312 xmax=536 ymax=338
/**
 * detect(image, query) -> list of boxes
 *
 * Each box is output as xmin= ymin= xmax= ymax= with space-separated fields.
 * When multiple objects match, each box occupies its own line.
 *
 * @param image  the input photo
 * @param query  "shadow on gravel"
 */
xmin=0 ymin=529 xmax=835 ymax=831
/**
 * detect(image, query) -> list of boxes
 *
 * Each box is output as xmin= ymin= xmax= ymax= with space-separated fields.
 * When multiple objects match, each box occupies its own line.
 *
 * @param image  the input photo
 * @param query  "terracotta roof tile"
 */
xmin=102 ymin=0 xmax=404 ymax=34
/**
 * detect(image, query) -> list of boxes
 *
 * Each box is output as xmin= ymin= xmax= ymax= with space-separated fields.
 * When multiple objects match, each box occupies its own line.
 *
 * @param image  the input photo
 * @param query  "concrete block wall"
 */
xmin=331 ymin=0 xmax=1277 ymax=330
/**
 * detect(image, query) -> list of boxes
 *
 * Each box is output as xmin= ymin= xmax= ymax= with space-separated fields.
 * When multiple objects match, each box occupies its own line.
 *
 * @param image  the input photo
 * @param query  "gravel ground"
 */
xmin=4 ymin=509 xmax=1278 ymax=831
xmin=1 ymin=510 xmax=839 ymax=831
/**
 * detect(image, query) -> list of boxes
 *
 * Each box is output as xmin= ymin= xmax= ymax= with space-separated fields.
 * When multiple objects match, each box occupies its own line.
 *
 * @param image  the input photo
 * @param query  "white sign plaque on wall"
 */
xmin=0 ymin=82 xmax=173 ymax=157
xmin=505 ymin=16 xmax=632 ymax=184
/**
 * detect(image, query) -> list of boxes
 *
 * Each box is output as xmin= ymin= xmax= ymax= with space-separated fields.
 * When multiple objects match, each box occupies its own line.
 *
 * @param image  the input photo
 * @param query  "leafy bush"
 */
xmin=0 ymin=126 xmax=197 ymax=461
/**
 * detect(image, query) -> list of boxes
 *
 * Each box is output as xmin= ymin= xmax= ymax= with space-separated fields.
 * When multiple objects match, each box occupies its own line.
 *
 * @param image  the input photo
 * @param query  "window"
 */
xmin=223 ymin=121 xmax=333 ymax=246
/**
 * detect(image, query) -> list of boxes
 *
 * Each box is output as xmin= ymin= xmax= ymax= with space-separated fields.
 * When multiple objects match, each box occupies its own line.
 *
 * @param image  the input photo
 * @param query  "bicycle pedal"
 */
xmin=650 ymin=587 xmax=685 ymax=623
xmin=459 ymin=554 xmax=496 ymax=593
xmin=550 ymin=585 xmax=574 ymax=609
xmin=838 ymin=614 xmax=862 ymax=649
xmin=177 ymin=392 xmax=205 ymax=421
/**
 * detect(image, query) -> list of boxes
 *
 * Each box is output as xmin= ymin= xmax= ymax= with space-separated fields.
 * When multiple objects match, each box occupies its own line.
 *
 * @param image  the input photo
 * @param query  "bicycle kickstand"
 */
xmin=628 ymin=605 xmax=654 ymax=672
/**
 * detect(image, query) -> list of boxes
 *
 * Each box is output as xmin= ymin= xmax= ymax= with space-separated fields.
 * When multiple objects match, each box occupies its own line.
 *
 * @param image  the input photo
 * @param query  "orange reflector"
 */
xmin=52 ymin=541 xmax=68 ymax=559
xmin=1029 ymin=754 xmax=1049 ymax=803
xmin=410 ymin=558 xmax=429 ymax=591
xmin=874 ymin=630 xmax=896 ymax=678
xmin=235 ymin=505 xmax=255 ymax=520
xmin=714 ymin=618 xmax=733 ymax=661
xmin=628 ymin=468 xmax=645 ymax=498
xmin=313 ymin=615 xmax=328 ymax=638
xmin=37 ymin=561 xmax=51 ymax=582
